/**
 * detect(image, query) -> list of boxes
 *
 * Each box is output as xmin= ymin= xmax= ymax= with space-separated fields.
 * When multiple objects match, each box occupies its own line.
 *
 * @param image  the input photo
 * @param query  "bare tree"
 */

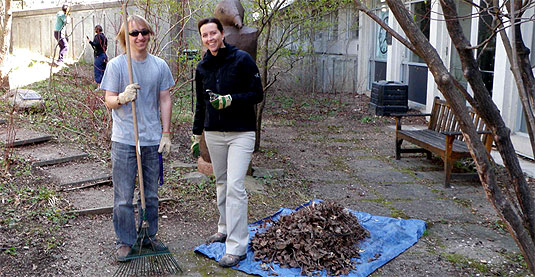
xmin=354 ymin=0 xmax=535 ymax=272
xmin=250 ymin=0 xmax=345 ymax=151
xmin=0 ymin=0 xmax=12 ymax=89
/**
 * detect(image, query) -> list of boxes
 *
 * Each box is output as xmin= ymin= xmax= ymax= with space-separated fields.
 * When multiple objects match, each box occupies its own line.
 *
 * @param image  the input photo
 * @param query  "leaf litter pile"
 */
xmin=251 ymin=201 xmax=370 ymax=276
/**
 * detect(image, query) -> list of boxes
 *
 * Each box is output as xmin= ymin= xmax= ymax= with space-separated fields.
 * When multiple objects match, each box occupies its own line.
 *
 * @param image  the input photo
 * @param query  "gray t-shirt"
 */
xmin=100 ymin=54 xmax=174 ymax=146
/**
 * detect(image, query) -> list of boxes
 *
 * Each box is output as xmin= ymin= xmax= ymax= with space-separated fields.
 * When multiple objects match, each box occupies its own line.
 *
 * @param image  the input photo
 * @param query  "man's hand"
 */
xmin=118 ymin=83 xmax=140 ymax=105
xmin=191 ymin=134 xmax=201 ymax=158
xmin=209 ymin=91 xmax=232 ymax=110
xmin=158 ymin=132 xmax=171 ymax=157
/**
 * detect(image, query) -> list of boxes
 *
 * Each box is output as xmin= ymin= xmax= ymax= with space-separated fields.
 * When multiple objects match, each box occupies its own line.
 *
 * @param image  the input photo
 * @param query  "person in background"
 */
xmin=54 ymin=4 xmax=70 ymax=63
xmin=192 ymin=17 xmax=263 ymax=268
xmin=87 ymin=25 xmax=108 ymax=84
xmin=100 ymin=14 xmax=174 ymax=262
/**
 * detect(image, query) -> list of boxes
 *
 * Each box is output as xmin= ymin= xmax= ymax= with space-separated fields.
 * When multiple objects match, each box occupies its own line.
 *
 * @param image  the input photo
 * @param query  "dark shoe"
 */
xmin=206 ymin=232 xmax=227 ymax=244
xmin=116 ymin=245 xmax=131 ymax=262
xmin=142 ymin=238 xmax=169 ymax=252
xmin=218 ymin=253 xmax=246 ymax=267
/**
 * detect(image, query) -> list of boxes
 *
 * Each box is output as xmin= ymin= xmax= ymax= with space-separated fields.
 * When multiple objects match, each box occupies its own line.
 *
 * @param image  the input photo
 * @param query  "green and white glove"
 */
xmin=118 ymin=83 xmax=140 ymax=105
xmin=208 ymin=90 xmax=232 ymax=110
xmin=191 ymin=134 xmax=201 ymax=158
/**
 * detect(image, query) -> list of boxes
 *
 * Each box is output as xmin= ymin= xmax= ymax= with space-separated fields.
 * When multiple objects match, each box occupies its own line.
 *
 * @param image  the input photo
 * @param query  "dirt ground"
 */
xmin=1 ymin=62 xmax=534 ymax=276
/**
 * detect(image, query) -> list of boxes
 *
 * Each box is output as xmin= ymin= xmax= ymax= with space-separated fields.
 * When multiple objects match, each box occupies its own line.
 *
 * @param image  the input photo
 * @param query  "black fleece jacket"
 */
xmin=193 ymin=42 xmax=263 ymax=135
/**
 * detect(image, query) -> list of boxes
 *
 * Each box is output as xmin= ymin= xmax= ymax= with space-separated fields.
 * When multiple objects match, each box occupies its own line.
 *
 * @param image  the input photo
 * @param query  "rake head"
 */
xmin=113 ymin=221 xmax=182 ymax=276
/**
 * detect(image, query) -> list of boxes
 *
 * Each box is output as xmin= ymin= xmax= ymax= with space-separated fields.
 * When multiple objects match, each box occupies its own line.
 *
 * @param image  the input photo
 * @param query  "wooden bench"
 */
xmin=394 ymin=97 xmax=493 ymax=187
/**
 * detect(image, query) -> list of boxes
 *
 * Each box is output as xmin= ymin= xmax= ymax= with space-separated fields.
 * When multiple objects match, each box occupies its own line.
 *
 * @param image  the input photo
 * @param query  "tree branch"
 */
xmin=353 ymin=0 xmax=420 ymax=55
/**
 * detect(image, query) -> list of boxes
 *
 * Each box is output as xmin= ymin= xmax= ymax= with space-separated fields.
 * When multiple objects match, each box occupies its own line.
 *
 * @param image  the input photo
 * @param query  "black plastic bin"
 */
xmin=369 ymin=80 xmax=408 ymax=116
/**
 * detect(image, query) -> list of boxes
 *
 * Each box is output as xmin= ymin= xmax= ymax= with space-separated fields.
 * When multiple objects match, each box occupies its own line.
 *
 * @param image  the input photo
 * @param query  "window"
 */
xmin=328 ymin=11 xmax=339 ymax=41
xmin=409 ymin=0 xmax=431 ymax=63
xmin=477 ymin=0 xmax=496 ymax=94
xmin=346 ymin=8 xmax=359 ymax=40
xmin=449 ymin=0 xmax=472 ymax=88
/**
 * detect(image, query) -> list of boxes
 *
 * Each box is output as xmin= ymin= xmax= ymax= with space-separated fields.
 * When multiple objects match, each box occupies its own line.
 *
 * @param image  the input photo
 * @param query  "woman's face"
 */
xmin=200 ymin=23 xmax=224 ymax=56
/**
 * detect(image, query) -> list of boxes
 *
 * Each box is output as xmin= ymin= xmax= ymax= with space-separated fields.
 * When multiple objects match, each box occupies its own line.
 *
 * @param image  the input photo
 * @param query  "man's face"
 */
xmin=128 ymin=21 xmax=150 ymax=53
xmin=200 ymin=23 xmax=224 ymax=56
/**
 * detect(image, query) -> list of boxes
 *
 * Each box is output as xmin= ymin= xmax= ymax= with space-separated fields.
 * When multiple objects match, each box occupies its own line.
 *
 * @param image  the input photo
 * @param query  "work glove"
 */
xmin=191 ymin=134 xmax=201 ymax=158
xmin=208 ymin=90 xmax=232 ymax=110
xmin=118 ymin=83 xmax=140 ymax=105
xmin=158 ymin=132 xmax=171 ymax=157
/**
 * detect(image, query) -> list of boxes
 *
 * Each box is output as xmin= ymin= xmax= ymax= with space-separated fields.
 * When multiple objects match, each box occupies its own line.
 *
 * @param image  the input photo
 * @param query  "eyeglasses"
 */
xmin=128 ymin=29 xmax=150 ymax=37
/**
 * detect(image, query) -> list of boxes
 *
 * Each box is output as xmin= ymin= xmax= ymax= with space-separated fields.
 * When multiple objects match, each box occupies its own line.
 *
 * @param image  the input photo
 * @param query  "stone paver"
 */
xmin=430 ymin=223 xmax=519 ymax=263
xmin=372 ymin=183 xmax=437 ymax=200
xmin=374 ymin=240 xmax=464 ymax=276
xmin=357 ymin=168 xmax=417 ymax=184
xmin=390 ymin=199 xmax=480 ymax=223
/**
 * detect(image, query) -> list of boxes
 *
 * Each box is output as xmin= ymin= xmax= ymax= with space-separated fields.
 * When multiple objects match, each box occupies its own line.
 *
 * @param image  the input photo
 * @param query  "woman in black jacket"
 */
xmin=192 ymin=17 xmax=263 ymax=268
xmin=86 ymin=25 xmax=108 ymax=84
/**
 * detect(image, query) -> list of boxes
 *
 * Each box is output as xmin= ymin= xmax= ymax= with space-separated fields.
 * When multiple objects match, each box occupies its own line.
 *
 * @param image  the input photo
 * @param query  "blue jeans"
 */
xmin=93 ymin=52 xmax=107 ymax=84
xmin=54 ymin=31 xmax=68 ymax=62
xmin=112 ymin=142 xmax=159 ymax=247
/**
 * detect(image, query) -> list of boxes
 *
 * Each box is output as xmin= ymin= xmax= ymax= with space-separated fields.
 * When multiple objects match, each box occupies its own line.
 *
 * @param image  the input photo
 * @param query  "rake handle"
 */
xmin=122 ymin=2 xmax=146 ymax=211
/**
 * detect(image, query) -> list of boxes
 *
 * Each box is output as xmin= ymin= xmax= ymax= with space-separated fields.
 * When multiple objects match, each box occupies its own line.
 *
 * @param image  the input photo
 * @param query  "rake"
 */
xmin=113 ymin=2 xmax=181 ymax=276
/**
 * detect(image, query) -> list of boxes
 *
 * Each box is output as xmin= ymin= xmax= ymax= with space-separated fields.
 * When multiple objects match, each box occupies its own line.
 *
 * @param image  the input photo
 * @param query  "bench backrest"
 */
xmin=428 ymin=97 xmax=492 ymax=147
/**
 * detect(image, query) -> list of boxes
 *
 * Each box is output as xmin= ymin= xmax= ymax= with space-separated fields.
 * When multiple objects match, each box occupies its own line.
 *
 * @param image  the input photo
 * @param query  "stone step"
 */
xmin=40 ymin=161 xmax=111 ymax=187
xmin=17 ymin=142 xmax=88 ymax=167
xmin=0 ymin=128 xmax=53 ymax=147
xmin=67 ymin=197 xmax=176 ymax=216
xmin=63 ymin=183 xmax=175 ymax=216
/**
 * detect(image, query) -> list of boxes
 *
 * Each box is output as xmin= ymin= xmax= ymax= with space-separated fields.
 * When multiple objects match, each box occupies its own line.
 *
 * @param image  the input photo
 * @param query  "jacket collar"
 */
xmin=201 ymin=42 xmax=237 ymax=65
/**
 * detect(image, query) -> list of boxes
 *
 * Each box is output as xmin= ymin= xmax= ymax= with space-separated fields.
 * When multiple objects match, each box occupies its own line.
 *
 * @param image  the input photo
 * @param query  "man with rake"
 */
xmin=100 ymin=14 xmax=174 ymax=262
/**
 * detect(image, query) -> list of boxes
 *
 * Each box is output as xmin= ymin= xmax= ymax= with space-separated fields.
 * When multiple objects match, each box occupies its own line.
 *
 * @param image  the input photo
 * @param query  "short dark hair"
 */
xmin=61 ymin=4 xmax=69 ymax=12
xmin=197 ymin=17 xmax=224 ymax=34
xmin=95 ymin=25 xmax=103 ymax=33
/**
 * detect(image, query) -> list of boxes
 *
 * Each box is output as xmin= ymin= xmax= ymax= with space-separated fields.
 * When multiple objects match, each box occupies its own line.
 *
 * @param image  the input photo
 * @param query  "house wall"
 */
xmin=12 ymin=2 xmax=124 ymax=63
xmin=274 ymin=5 xmax=360 ymax=93
xmin=357 ymin=0 xmax=529 ymax=157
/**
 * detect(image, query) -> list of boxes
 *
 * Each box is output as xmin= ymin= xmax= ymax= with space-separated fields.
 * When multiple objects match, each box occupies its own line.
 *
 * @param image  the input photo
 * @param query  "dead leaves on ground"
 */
xmin=251 ymin=201 xmax=369 ymax=276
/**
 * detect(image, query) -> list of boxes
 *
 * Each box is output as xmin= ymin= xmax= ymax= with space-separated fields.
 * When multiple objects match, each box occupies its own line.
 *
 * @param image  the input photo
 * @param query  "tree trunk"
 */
xmin=255 ymin=20 xmax=271 ymax=152
xmin=0 ymin=0 xmax=12 ymax=90
xmin=385 ymin=0 xmax=535 ymax=272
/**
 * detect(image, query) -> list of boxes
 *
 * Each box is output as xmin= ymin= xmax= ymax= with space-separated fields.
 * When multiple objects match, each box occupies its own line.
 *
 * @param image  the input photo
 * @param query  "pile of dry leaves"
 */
xmin=251 ymin=201 xmax=369 ymax=276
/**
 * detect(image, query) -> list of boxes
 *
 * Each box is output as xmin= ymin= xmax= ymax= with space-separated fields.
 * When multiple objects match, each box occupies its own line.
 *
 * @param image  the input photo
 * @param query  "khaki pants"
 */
xmin=204 ymin=131 xmax=255 ymax=255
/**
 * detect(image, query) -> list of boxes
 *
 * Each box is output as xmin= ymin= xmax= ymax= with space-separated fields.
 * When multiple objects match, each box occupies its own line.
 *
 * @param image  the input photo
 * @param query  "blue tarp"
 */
xmin=195 ymin=199 xmax=427 ymax=276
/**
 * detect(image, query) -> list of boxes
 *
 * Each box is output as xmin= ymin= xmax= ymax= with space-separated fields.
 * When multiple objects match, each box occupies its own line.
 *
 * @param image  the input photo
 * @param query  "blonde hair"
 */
xmin=115 ymin=14 xmax=154 ymax=51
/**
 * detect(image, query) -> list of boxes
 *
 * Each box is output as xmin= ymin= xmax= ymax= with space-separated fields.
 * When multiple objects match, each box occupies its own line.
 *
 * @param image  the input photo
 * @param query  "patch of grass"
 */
xmin=453 ymin=198 xmax=472 ymax=208
xmin=327 ymin=125 xmax=344 ymax=132
xmin=4 ymin=247 xmax=17 ymax=255
xmin=361 ymin=198 xmax=392 ymax=205
xmin=501 ymin=252 xmax=528 ymax=270
xmin=422 ymin=229 xmax=429 ymax=237
xmin=390 ymin=208 xmax=409 ymax=219
xmin=259 ymin=148 xmax=278 ymax=158
xmin=490 ymin=219 xmax=508 ymax=233
xmin=325 ymin=155 xmax=350 ymax=172
xmin=360 ymin=115 xmax=375 ymax=123
xmin=442 ymin=252 xmax=491 ymax=273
